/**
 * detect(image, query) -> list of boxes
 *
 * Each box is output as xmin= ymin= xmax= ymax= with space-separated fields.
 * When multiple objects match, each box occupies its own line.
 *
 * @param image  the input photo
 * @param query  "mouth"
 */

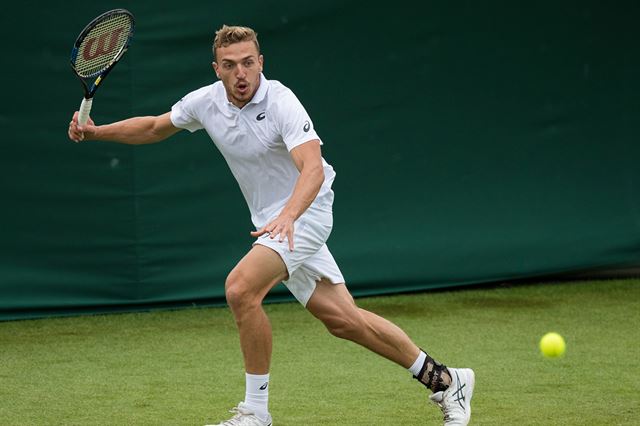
xmin=236 ymin=81 xmax=249 ymax=95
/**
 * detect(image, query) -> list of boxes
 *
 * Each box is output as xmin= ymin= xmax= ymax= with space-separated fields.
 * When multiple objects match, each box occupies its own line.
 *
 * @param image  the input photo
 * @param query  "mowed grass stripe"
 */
xmin=1 ymin=279 xmax=638 ymax=425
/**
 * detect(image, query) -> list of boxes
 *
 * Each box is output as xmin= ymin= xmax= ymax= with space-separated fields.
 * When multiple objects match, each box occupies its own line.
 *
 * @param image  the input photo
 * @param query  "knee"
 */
xmin=225 ymin=271 xmax=261 ymax=313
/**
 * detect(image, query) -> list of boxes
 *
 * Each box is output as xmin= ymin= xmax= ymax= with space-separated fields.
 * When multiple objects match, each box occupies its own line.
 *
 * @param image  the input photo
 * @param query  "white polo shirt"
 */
xmin=170 ymin=74 xmax=336 ymax=228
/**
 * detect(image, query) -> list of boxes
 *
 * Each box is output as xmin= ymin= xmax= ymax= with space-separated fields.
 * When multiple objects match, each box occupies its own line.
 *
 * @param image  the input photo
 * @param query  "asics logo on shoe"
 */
xmin=259 ymin=382 xmax=269 ymax=390
xmin=452 ymin=371 xmax=467 ymax=410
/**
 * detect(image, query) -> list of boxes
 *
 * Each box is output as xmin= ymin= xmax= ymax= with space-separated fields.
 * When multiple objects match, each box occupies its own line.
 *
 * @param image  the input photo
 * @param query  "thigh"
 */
xmin=306 ymin=278 xmax=358 ymax=320
xmin=228 ymin=244 xmax=290 ymax=298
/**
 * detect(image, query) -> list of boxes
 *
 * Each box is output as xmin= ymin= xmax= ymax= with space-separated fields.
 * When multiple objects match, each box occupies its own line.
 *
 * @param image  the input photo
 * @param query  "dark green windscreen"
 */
xmin=1 ymin=1 xmax=638 ymax=320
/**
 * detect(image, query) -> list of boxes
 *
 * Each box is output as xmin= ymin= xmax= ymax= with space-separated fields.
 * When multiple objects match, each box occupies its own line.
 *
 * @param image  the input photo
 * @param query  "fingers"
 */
xmin=250 ymin=219 xmax=295 ymax=251
xmin=68 ymin=112 xmax=84 ymax=143
xmin=286 ymin=227 xmax=294 ymax=252
xmin=250 ymin=228 xmax=267 ymax=237
xmin=270 ymin=223 xmax=289 ymax=244
xmin=68 ymin=112 xmax=95 ymax=143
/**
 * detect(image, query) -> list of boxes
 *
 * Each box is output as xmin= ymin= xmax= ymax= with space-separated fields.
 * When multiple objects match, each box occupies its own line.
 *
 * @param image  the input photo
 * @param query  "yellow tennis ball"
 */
xmin=539 ymin=332 xmax=566 ymax=358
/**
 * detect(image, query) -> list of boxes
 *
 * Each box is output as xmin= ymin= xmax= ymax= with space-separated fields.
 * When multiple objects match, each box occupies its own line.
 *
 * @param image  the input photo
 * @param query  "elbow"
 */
xmin=145 ymin=130 xmax=163 ymax=144
xmin=145 ymin=118 xmax=170 ymax=144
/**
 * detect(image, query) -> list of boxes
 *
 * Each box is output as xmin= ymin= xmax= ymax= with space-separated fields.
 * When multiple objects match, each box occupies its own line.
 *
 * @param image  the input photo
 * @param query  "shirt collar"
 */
xmin=247 ymin=73 xmax=268 ymax=105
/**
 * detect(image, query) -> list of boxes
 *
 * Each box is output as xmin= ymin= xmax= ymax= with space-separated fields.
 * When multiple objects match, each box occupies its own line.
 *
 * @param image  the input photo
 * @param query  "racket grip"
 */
xmin=78 ymin=97 xmax=93 ymax=125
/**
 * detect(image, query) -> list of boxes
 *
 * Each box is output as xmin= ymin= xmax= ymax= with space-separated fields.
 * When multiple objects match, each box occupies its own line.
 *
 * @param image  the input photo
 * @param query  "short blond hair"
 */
xmin=213 ymin=25 xmax=260 ymax=60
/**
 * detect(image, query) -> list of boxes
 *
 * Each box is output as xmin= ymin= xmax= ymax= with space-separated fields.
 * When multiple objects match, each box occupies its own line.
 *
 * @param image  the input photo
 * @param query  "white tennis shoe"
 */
xmin=429 ymin=368 xmax=475 ymax=425
xmin=206 ymin=402 xmax=272 ymax=426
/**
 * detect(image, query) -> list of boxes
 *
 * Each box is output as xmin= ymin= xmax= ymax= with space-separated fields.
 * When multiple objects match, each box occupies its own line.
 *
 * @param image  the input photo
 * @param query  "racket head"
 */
xmin=70 ymin=9 xmax=135 ymax=97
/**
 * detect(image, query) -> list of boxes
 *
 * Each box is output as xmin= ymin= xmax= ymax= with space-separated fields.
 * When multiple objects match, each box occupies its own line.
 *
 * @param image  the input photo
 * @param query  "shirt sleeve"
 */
xmin=170 ymin=90 xmax=205 ymax=133
xmin=278 ymin=89 xmax=322 ymax=151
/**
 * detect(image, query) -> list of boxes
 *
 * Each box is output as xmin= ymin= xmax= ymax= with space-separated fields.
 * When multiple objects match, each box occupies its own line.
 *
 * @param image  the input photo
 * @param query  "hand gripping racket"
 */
xmin=70 ymin=9 xmax=135 ymax=125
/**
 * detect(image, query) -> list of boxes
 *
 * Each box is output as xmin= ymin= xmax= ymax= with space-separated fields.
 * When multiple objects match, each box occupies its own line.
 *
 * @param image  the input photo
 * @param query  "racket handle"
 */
xmin=78 ymin=97 xmax=93 ymax=125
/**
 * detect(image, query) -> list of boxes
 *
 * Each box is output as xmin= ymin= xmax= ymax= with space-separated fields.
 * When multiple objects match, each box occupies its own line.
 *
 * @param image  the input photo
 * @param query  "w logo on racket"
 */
xmin=82 ymin=27 xmax=126 ymax=60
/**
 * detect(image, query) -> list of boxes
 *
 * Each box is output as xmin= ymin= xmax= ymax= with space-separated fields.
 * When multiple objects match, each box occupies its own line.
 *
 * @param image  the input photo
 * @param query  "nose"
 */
xmin=236 ymin=64 xmax=247 ymax=78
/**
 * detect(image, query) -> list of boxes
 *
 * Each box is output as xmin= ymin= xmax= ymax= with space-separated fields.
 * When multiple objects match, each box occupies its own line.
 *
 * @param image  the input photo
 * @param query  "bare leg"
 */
xmin=306 ymin=279 xmax=420 ymax=368
xmin=225 ymin=245 xmax=288 ymax=374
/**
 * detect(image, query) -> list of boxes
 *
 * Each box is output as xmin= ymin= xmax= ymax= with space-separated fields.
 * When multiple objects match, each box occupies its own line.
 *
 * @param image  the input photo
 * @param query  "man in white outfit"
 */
xmin=68 ymin=24 xmax=474 ymax=426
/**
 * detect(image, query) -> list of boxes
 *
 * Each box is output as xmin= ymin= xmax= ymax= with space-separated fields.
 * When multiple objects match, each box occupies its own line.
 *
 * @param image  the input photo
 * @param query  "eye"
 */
xmin=244 ymin=59 xmax=254 ymax=67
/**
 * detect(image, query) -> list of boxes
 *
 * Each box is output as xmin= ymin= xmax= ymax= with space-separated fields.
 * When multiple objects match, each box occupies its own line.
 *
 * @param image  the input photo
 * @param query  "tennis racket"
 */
xmin=70 ymin=9 xmax=135 ymax=125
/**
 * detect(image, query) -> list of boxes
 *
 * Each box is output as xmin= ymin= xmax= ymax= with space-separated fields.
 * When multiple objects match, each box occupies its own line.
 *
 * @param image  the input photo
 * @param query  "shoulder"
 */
xmin=266 ymin=79 xmax=296 ymax=101
xmin=265 ymin=79 xmax=306 ymax=114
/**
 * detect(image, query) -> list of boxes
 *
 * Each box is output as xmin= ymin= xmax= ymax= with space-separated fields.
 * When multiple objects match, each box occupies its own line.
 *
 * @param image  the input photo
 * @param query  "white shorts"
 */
xmin=253 ymin=207 xmax=344 ymax=306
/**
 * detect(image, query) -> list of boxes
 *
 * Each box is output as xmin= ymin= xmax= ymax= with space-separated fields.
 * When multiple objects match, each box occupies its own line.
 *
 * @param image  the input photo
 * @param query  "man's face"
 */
xmin=213 ymin=41 xmax=263 ymax=108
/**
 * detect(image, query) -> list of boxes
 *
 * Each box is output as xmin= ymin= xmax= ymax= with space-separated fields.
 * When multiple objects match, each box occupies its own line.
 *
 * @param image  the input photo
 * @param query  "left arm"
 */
xmin=250 ymin=139 xmax=324 ymax=250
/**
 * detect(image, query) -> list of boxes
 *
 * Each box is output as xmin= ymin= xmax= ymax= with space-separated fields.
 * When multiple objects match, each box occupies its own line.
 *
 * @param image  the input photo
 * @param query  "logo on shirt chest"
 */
xmin=256 ymin=111 xmax=266 ymax=121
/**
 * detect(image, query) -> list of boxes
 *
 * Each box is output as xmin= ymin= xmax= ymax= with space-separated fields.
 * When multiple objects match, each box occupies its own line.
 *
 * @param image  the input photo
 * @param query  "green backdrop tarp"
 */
xmin=1 ymin=1 xmax=639 ymax=320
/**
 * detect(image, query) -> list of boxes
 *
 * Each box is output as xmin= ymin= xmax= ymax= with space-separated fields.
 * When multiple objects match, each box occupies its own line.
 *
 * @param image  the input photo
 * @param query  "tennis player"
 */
xmin=68 ymin=25 xmax=474 ymax=426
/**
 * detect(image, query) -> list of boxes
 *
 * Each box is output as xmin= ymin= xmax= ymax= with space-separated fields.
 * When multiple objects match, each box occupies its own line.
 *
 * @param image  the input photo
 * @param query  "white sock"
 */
xmin=408 ymin=351 xmax=427 ymax=377
xmin=244 ymin=373 xmax=270 ymax=421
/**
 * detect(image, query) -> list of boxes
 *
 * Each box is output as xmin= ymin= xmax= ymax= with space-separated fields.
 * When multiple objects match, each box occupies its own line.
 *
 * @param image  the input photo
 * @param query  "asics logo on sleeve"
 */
xmin=256 ymin=112 xmax=266 ymax=121
xmin=303 ymin=120 xmax=310 ymax=132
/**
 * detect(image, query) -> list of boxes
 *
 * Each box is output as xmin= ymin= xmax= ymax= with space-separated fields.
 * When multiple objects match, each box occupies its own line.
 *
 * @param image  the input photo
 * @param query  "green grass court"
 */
xmin=1 ymin=278 xmax=638 ymax=425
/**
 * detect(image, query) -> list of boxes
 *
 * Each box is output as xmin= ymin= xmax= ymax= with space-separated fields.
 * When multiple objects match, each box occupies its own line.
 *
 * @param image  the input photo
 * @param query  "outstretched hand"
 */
xmin=250 ymin=214 xmax=296 ymax=251
xmin=68 ymin=111 xmax=96 ymax=143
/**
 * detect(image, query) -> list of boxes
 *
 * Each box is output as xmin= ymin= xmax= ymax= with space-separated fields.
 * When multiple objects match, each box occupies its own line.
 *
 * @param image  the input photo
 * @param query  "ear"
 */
xmin=212 ymin=62 xmax=220 ymax=78
xmin=258 ymin=54 xmax=264 ymax=72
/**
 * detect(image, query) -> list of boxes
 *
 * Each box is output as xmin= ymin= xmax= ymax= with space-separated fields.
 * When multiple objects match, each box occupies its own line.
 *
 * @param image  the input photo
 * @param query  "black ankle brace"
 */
xmin=413 ymin=351 xmax=450 ymax=393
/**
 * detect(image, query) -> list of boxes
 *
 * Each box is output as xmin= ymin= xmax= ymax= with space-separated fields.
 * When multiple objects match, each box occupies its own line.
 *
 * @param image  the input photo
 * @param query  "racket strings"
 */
xmin=74 ymin=14 xmax=133 ymax=78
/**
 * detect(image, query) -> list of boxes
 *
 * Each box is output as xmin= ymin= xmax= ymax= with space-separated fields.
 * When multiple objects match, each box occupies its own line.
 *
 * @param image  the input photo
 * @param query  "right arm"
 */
xmin=68 ymin=111 xmax=181 ymax=144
